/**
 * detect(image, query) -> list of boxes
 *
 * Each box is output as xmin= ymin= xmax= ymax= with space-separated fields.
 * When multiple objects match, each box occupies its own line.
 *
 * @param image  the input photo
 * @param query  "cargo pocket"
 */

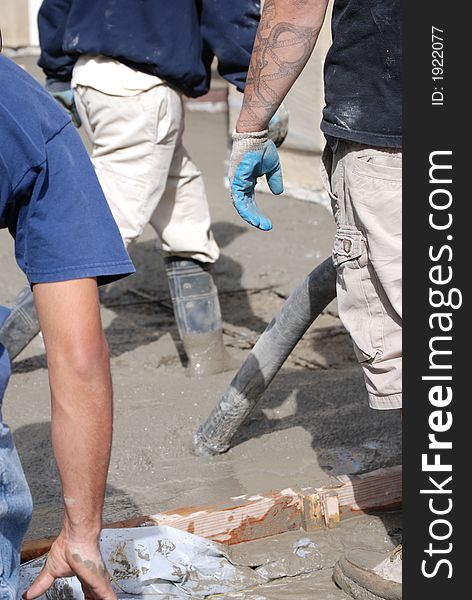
xmin=333 ymin=227 xmax=384 ymax=363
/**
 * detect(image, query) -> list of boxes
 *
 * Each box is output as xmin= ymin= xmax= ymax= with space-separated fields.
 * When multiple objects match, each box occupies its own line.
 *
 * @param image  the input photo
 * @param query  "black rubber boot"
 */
xmin=164 ymin=257 xmax=236 ymax=377
xmin=0 ymin=286 xmax=40 ymax=360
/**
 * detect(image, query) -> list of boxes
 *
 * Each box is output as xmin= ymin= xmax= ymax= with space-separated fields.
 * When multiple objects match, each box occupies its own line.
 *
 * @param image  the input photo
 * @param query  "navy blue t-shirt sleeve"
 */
xmin=200 ymin=0 xmax=260 ymax=91
xmin=12 ymin=122 xmax=135 ymax=285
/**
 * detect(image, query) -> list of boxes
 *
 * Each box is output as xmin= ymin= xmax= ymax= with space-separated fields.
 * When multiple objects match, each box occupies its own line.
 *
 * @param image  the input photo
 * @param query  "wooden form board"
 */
xmin=21 ymin=465 xmax=401 ymax=562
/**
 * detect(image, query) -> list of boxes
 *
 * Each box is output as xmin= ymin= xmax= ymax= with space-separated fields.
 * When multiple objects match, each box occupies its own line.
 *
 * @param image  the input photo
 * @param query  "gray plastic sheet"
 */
xmin=19 ymin=526 xmax=267 ymax=599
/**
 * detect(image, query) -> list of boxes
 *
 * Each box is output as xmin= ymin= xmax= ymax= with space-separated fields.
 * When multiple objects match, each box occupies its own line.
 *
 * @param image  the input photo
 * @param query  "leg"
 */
xmin=76 ymin=84 xmax=231 ymax=375
xmin=150 ymin=139 xmax=232 ymax=376
xmin=75 ymin=84 xmax=183 ymax=246
xmin=322 ymin=143 xmax=402 ymax=598
xmin=322 ymin=141 xmax=402 ymax=410
xmin=0 ymin=341 xmax=33 ymax=599
xmin=150 ymin=142 xmax=219 ymax=263
xmin=164 ymin=256 xmax=235 ymax=376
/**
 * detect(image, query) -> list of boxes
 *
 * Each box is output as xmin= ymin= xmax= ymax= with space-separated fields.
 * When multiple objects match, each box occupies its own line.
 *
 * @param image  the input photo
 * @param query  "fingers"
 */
xmin=232 ymin=158 xmax=272 ymax=229
xmin=232 ymin=193 xmax=273 ymax=231
xmin=69 ymin=551 xmax=116 ymax=600
xmin=263 ymin=141 xmax=284 ymax=195
xmin=24 ymin=533 xmax=116 ymax=600
xmin=25 ymin=570 xmax=115 ymax=600
xmin=230 ymin=140 xmax=283 ymax=230
xmin=25 ymin=560 xmax=116 ymax=600
xmin=78 ymin=573 xmax=116 ymax=600
xmin=24 ymin=567 xmax=56 ymax=599
xmin=266 ymin=164 xmax=283 ymax=195
xmin=70 ymin=104 xmax=82 ymax=128
xmin=232 ymin=152 xmax=259 ymax=195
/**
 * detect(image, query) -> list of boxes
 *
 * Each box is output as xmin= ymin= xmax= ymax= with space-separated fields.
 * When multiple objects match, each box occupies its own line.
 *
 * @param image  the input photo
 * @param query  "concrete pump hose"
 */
xmin=192 ymin=258 xmax=337 ymax=456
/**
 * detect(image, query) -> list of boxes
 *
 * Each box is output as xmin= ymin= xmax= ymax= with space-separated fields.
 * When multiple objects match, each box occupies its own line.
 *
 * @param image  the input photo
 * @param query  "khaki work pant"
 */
xmin=75 ymin=85 xmax=220 ymax=263
xmin=322 ymin=140 xmax=402 ymax=410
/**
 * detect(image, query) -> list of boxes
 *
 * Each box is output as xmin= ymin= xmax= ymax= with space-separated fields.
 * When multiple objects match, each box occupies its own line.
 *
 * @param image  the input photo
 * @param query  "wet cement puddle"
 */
xmin=221 ymin=511 xmax=401 ymax=599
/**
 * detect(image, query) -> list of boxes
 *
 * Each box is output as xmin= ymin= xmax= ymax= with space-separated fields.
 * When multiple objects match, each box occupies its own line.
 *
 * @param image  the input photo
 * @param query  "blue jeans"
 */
xmin=0 ymin=307 xmax=33 ymax=600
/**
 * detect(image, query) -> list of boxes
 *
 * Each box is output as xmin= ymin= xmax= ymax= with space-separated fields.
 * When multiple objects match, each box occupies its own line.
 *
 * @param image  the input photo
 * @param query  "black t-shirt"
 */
xmin=321 ymin=0 xmax=401 ymax=148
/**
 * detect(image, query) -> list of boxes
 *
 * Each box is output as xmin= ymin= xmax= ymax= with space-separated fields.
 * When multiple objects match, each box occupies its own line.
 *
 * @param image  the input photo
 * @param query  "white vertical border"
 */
xmin=28 ymin=0 xmax=42 ymax=46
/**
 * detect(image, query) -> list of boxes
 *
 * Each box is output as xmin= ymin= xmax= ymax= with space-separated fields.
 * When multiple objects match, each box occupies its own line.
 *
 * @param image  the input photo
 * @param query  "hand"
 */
xmin=267 ymin=102 xmax=289 ymax=148
xmin=229 ymin=130 xmax=283 ymax=231
xmin=51 ymin=89 xmax=82 ymax=128
xmin=24 ymin=530 xmax=116 ymax=600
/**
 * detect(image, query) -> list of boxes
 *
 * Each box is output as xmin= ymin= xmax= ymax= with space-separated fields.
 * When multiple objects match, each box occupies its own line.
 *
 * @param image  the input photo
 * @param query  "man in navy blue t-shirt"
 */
xmin=0 ymin=53 xmax=134 ymax=599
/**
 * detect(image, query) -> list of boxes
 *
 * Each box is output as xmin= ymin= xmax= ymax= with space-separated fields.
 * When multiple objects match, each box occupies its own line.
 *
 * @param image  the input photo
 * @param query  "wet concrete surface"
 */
xmin=1 ymin=53 xmax=401 ymax=597
xmin=226 ymin=512 xmax=401 ymax=599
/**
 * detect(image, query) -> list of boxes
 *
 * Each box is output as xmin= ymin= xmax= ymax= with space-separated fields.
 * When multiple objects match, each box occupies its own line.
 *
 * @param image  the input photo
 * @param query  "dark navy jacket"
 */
xmin=38 ymin=0 xmax=260 ymax=98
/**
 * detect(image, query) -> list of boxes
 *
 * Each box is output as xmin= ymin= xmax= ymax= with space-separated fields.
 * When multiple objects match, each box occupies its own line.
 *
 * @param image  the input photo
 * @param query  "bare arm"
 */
xmin=26 ymin=278 xmax=115 ymax=600
xmin=237 ymin=0 xmax=329 ymax=132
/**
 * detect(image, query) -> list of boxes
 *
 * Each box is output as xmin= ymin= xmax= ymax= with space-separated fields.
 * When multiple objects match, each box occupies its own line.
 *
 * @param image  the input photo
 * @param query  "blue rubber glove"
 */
xmin=229 ymin=130 xmax=284 ymax=231
xmin=45 ymin=80 xmax=82 ymax=128
xmin=51 ymin=89 xmax=82 ymax=128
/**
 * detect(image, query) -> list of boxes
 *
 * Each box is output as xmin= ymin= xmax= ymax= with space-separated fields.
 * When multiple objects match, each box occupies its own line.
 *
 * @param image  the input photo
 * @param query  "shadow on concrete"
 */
xmin=11 ymin=221 xmax=268 ymax=371
xmin=230 ymin=368 xmax=402 ymax=475
xmin=206 ymin=364 xmax=402 ymax=551
xmin=99 ymin=221 xmax=269 ymax=362
xmin=12 ymin=421 xmax=140 ymax=540
xmin=192 ymin=259 xmax=402 ymax=551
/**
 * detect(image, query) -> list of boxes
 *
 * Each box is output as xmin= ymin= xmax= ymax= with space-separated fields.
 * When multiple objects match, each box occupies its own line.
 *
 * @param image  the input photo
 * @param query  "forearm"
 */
xmin=49 ymin=343 xmax=112 ymax=539
xmin=33 ymin=279 xmax=113 ymax=542
xmin=237 ymin=0 xmax=329 ymax=132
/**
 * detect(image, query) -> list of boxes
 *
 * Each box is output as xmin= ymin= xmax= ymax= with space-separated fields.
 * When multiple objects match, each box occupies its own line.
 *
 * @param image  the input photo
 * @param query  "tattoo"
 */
xmin=239 ymin=0 xmax=317 ymax=130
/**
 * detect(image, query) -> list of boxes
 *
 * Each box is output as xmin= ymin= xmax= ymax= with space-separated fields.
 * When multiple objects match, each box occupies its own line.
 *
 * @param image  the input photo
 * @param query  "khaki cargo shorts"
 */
xmin=321 ymin=140 xmax=402 ymax=410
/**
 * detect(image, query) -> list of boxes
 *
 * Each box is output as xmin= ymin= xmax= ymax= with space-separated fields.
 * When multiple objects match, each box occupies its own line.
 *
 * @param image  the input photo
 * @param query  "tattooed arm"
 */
xmin=229 ymin=1 xmax=329 ymax=229
xmin=237 ymin=0 xmax=329 ymax=133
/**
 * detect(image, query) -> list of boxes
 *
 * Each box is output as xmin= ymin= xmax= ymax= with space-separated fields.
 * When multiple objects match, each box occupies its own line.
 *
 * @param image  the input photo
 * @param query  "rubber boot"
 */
xmin=0 ymin=286 xmax=40 ymax=360
xmin=164 ymin=257 xmax=236 ymax=377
